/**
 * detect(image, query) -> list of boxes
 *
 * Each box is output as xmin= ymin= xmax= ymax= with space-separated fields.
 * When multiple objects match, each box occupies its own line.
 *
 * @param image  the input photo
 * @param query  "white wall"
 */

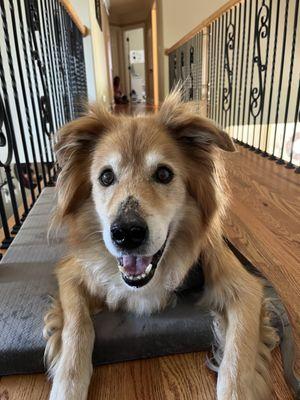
xmin=157 ymin=0 xmax=225 ymax=99
xmin=71 ymin=0 xmax=113 ymax=107
xmin=161 ymin=0 xmax=225 ymax=48
xmin=88 ymin=0 xmax=113 ymax=107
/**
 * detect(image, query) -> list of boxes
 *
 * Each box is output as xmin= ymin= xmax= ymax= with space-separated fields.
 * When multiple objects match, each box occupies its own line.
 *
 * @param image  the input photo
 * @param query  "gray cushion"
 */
xmin=0 ymin=188 xmax=213 ymax=376
xmin=0 ymin=188 xmax=300 ymax=395
xmin=1 ymin=188 xmax=298 ymax=400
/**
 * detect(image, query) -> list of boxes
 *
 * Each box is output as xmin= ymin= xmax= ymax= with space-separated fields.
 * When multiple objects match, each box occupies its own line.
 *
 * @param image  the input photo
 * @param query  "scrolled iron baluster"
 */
xmin=249 ymin=0 xmax=271 ymax=131
xmin=222 ymin=20 xmax=235 ymax=118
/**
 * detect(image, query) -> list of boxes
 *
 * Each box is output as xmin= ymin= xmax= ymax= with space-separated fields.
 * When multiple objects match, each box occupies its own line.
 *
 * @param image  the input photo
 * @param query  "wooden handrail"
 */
xmin=59 ymin=0 xmax=89 ymax=37
xmin=165 ymin=0 xmax=243 ymax=55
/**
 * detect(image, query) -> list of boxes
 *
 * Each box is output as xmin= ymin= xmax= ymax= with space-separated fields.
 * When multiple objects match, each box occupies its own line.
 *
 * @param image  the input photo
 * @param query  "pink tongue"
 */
xmin=122 ymin=255 xmax=152 ymax=275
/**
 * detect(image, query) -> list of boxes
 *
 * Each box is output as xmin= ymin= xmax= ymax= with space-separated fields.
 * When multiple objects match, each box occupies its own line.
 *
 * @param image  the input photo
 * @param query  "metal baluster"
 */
xmin=241 ymin=0 xmax=252 ymax=145
xmin=247 ymin=0 xmax=259 ymax=149
xmin=28 ymin=0 xmax=56 ymax=174
xmin=199 ymin=32 xmax=203 ymax=101
xmin=263 ymin=0 xmax=280 ymax=157
xmin=287 ymin=78 xmax=300 ymax=171
xmin=237 ymin=1 xmax=247 ymax=142
xmin=232 ymin=4 xmax=241 ymax=140
xmin=0 ymin=94 xmax=21 ymax=234
xmin=62 ymin=8 xmax=74 ymax=117
xmin=16 ymin=0 xmax=47 ymax=186
xmin=59 ymin=5 xmax=74 ymax=120
xmin=25 ymin=0 xmax=53 ymax=183
xmin=277 ymin=0 xmax=299 ymax=164
xmin=270 ymin=0 xmax=290 ymax=159
xmin=189 ymin=46 xmax=194 ymax=101
xmin=223 ymin=9 xmax=235 ymax=130
xmin=0 ymin=0 xmax=36 ymax=204
xmin=8 ymin=0 xmax=41 ymax=195
xmin=51 ymin=0 xmax=68 ymax=123
xmin=215 ymin=18 xmax=221 ymax=125
xmin=210 ymin=21 xmax=216 ymax=120
xmin=214 ymin=19 xmax=220 ymax=123
xmin=207 ymin=25 xmax=211 ymax=117
xmin=0 ymin=50 xmax=29 ymax=215
xmin=228 ymin=8 xmax=236 ymax=136
xmin=220 ymin=14 xmax=225 ymax=127
xmin=39 ymin=0 xmax=61 ymax=131
xmin=48 ymin=0 xmax=66 ymax=125
xmin=180 ymin=50 xmax=184 ymax=98
xmin=256 ymin=0 xmax=272 ymax=154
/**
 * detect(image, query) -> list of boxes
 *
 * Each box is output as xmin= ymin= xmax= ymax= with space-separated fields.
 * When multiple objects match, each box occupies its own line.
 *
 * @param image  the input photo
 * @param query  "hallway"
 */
xmin=0 ymin=104 xmax=297 ymax=399
xmin=0 ymin=0 xmax=299 ymax=399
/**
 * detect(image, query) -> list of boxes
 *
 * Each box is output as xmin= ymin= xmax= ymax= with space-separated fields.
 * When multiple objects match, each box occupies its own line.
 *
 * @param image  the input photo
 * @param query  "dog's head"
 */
xmin=55 ymin=91 xmax=234 ymax=291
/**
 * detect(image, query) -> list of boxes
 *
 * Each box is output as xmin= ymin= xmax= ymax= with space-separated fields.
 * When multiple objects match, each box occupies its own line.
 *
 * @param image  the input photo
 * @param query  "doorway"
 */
xmin=123 ymin=28 xmax=146 ymax=103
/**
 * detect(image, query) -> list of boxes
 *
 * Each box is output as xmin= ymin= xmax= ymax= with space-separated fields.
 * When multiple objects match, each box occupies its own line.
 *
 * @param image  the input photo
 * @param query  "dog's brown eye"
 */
xmin=99 ymin=169 xmax=115 ymax=186
xmin=154 ymin=166 xmax=174 ymax=184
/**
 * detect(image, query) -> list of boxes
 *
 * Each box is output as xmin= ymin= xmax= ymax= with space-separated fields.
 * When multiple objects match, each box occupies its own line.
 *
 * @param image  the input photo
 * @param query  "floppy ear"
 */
xmin=55 ymin=105 xmax=115 ymax=220
xmin=157 ymin=89 xmax=234 ymax=226
xmin=157 ymin=89 xmax=235 ymax=152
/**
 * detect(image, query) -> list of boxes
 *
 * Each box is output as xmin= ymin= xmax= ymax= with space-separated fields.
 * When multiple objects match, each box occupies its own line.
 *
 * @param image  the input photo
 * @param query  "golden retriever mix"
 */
xmin=44 ymin=90 xmax=278 ymax=400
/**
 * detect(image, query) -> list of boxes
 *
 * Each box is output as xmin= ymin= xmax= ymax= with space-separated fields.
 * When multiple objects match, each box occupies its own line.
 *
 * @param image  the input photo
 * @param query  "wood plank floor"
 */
xmin=224 ymin=145 xmax=300 ymax=379
xmin=0 ymin=126 xmax=298 ymax=399
xmin=0 ymin=348 xmax=293 ymax=400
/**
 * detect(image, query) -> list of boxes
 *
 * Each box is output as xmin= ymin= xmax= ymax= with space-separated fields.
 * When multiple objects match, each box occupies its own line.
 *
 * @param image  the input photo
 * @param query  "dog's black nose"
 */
xmin=111 ymin=219 xmax=148 ymax=250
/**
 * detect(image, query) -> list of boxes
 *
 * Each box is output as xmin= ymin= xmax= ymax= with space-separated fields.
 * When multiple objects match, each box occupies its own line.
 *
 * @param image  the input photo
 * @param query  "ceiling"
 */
xmin=109 ymin=0 xmax=153 ymax=25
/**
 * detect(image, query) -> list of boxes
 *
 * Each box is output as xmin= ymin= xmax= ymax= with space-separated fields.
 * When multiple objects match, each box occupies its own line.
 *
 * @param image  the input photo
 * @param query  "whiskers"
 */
xmin=81 ymin=229 xmax=103 ymax=242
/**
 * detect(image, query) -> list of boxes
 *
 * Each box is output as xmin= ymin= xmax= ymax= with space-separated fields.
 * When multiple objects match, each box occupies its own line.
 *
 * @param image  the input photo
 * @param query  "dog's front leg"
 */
xmin=203 ymin=244 xmax=277 ymax=400
xmin=48 ymin=265 xmax=95 ymax=400
xmin=216 ymin=286 xmax=263 ymax=400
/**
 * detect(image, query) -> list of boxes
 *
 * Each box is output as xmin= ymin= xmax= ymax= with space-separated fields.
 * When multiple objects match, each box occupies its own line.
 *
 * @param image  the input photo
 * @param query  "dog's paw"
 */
xmin=49 ymin=378 xmax=90 ymax=400
xmin=49 ymin=360 xmax=93 ymax=400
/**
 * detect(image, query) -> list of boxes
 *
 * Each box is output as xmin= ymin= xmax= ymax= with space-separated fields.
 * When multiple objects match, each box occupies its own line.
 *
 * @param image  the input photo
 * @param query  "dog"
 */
xmin=44 ymin=90 xmax=278 ymax=400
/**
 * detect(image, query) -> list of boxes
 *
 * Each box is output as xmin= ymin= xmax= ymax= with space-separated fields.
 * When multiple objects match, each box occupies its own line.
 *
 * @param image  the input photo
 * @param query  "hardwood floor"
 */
xmin=0 ymin=348 xmax=293 ymax=400
xmin=224 ymin=145 xmax=300 ymax=378
xmin=0 ymin=110 xmax=298 ymax=399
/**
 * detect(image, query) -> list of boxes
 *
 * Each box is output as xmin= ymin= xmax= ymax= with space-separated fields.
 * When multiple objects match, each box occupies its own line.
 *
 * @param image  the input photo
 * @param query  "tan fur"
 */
xmin=45 ymin=90 xmax=278 ymax=400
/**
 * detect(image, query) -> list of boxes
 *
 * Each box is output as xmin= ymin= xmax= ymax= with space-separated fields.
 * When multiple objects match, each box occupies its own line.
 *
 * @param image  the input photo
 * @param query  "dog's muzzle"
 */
xmin=117 ymin=236 xmax=168 ymax=288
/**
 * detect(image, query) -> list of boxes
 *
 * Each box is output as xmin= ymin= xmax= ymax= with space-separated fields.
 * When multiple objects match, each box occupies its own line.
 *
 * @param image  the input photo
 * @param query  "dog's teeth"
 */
xmin=141 ymin=273 xmax=146 ymax=278
xmin=118 ymin=265 xmax=125 ymax=273
xmin=145 ymin=264 xmax=152 ymax=274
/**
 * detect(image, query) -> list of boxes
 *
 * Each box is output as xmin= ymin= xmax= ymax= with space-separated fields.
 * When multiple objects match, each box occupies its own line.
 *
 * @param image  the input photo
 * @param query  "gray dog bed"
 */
xmin=0 ymin=188 xmax=298 ymax=398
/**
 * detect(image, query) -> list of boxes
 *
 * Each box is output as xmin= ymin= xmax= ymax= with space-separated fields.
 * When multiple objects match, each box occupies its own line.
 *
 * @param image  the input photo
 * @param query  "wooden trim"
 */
xmin=165 ymin=0 xmax=243 ymax=55
xmin=151 ymin=1 xmax=159 ymax=107
xmin=59 ymin=0 xmax=89 ymax=37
